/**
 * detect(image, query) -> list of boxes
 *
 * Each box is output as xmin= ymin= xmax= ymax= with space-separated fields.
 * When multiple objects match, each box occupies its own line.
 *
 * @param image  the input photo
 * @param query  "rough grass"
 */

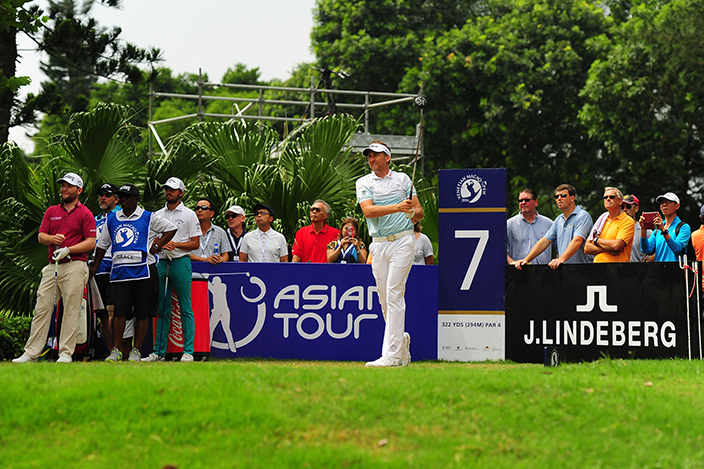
xmin=1 ymin=359 xmax=704 ymax=468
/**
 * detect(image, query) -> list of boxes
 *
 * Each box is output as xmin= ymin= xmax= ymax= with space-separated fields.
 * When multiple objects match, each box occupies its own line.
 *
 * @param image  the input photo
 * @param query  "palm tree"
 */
xmin=162 ymin=114 xmax=365 ymax=245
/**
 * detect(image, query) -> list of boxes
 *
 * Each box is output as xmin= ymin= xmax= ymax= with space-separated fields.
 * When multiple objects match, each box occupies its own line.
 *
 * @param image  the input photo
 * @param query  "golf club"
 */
xmin=406 ymin=95 xmax=426 ymax=216
xmin=39 ymin=247 xmax=60 ymax=361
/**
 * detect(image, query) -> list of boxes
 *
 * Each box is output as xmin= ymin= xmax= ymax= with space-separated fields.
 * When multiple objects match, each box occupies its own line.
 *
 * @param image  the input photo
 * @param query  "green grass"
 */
xmin=1 ymin=359 xmax=704 ymax=468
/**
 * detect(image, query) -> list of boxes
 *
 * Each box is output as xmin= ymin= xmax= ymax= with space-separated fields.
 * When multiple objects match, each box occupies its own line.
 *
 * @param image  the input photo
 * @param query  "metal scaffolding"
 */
xmin=148 ymin=70 xmax=423 ymax=166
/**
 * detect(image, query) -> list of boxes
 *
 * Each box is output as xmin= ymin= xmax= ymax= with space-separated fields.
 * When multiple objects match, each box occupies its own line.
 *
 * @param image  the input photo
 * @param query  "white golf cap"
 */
xmin=161 ymin=177 xmax=185 ymax=191
xmin=656 ymin=192 xmax=680 ymax=204
xmin=225 ymin=205 xmax=245 ymax=215
xmin=362 ymin=142 xmax=391 ymax=157
xmin=56 ymin=172 xmax=83 ymax=188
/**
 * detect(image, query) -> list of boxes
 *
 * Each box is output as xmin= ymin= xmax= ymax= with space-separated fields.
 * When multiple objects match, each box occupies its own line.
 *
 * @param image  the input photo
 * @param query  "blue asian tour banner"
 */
xmin=191 ymin=262 xmax=438 ymax=362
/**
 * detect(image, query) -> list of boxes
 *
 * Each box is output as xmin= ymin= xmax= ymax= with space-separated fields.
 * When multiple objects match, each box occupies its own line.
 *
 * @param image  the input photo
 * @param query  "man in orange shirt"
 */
xmin=585 ymin=187 xmax=635 ymax=262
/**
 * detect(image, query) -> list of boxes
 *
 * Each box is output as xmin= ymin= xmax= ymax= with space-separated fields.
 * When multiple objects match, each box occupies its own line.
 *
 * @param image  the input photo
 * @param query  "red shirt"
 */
xmin=40 ymin=201 xmax=97 ymax=262
xmin=292 ymin=224 xmax=340 ymax=263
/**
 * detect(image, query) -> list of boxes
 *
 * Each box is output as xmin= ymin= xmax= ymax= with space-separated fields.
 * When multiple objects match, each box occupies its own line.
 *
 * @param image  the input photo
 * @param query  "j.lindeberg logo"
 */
xmin=523 ymin=285 xmax=676 ymax=348
xmin=456 ymin=174 xmax=487 ymax=204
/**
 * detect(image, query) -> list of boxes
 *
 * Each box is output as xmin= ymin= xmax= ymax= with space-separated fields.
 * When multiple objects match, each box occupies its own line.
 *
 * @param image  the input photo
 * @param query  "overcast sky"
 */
xmin=11 ymin=0 xmax=318 ymax=150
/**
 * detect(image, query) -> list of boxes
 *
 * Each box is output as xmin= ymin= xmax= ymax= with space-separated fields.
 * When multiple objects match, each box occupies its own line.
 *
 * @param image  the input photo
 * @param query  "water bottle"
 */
xmin=213 ymin=243 xmax=220 ymax=256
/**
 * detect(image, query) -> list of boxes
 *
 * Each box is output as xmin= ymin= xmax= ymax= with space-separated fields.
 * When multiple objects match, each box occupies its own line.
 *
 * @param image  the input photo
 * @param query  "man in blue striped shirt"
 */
xmin=357 ymin=141 xmax=423 ymax=367
xmin=513 ymin=184 xmax=593 ymax=270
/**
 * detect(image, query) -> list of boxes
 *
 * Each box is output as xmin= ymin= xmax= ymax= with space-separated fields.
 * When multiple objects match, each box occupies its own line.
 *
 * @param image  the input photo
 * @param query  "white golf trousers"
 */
xmin=370 ymin=234 xmax=414 ymax=360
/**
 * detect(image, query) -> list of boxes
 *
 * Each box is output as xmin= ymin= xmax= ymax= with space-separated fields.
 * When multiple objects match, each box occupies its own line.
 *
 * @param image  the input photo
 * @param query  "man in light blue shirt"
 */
xmin=506 ymin=188 xmax=553 ymax=265
xmin=514 ymin=184 xmax=593 ymax=270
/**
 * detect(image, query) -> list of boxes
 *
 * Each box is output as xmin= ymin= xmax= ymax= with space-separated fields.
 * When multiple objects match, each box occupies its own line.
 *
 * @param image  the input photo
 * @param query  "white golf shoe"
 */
xmin=401 ymin=332 xmax=411 ymax=367
xmin=56 ymin=355 xmax=72 ymax=363
xmin=141 ymin=353 xmax=164 ymax=362
xmin=12 ymin=353 xmax=36 ymax=363
xmin=181 ymin=352 xmax=194 ymax=362
xmin=365 ymin=356 xmax=402 ymax=367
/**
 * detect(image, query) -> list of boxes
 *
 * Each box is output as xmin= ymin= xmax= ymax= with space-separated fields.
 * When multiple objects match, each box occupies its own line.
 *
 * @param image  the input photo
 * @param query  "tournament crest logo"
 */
xmin=456 ymin=174 xmax=487 ymax=204
xmin=114 ymin=224 xmax=139 ymax=247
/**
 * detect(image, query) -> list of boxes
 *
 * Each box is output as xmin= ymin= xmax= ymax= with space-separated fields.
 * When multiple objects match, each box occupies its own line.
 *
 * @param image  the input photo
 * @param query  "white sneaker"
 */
xmin=56 ymin=355 xmax=72 ymax=363
xmin=181 ymin=352 xmax=194 ymax=362
xmin=401 ymin=332 xmax=411 ymax=366
xmin=12 ymin=353 xmax=36 ymax=363
xmin=141 ymin=353 xmax=164 ymax=362
xmin=128 ymin=348 xmax=141 ymax=362
xmin=105 ymin=347 xmax=122 ymax=362
xmin=365 ymin=356 xmax=402 ymax=367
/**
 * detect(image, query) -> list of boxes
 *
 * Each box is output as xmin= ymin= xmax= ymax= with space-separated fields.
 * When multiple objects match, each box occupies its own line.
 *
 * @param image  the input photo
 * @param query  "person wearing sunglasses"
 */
xmin=621 ymin=194 xmax=650 ymax=262
xmin=584 ymin=187 xmax=635 ymax=263
xmin=292 ymin=200 xmax=340 ymax=263
xmin=506 ymin=188 xmax=554 ymax=265
xmin=513 ymin=183 xmax=593 ymax=270
xmin=240 ymin=203 xmax=288 ymax=262
xmin=223 ymin=205 xmax=247 ymax=261
xmin=90 ymin=184 xmax=177 ymax=362
xmin=191 ymin=198 xmax=232 ymax=264
xmin=639 ymin=192 xmax=691 ymax=262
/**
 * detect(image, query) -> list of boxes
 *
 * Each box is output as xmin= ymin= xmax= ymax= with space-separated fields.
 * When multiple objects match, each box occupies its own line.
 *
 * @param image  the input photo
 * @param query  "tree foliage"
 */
xmin=0 ymin=0 xmax=160 ymax=143
xmin=579 ymin=0 xmax=704 ymax=223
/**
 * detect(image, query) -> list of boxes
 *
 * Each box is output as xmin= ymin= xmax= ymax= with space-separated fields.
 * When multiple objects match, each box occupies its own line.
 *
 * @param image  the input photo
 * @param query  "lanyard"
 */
xmin=199 ymin=230 xmax=213 ymax=253
xmin=257 ymin=230 xmax=271 ymax=258
xmin=228 ymin=229 xmax=244 ymax=254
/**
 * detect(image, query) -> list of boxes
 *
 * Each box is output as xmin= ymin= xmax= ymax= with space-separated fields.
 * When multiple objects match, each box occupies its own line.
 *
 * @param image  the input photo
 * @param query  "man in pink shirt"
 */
xmin=13 ymin=172 xmax=97 ymax=363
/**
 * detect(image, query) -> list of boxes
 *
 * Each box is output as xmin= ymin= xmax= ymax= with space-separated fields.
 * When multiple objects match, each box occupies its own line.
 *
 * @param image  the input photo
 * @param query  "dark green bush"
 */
xmin=0 ymin=315 xmax=32 ymax=360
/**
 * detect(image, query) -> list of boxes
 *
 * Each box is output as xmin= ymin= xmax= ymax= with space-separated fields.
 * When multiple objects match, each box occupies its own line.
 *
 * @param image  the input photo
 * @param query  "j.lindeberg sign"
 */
xmin=505 ymin=262 xmax=700 ymax=363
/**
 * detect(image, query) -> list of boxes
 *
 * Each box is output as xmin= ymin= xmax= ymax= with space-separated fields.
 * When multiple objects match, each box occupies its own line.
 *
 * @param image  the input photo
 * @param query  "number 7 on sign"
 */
xmin=455 ymin=230 xmax=489 ymax=290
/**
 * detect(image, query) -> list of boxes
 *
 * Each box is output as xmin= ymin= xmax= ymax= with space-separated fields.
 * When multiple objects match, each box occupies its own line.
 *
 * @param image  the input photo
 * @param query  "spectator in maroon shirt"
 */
xmin=12 ymin=172 xmax=97 ymax=364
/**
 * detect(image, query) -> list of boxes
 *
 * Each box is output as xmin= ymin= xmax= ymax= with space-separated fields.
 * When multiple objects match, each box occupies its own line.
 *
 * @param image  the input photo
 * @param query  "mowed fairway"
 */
xmin=2 ymin=359 xmax=704 ymax=468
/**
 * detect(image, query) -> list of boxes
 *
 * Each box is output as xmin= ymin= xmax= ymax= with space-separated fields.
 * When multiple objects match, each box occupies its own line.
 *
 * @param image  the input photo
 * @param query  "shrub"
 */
xmin=0 ymin=315 xmax=32 ymax=360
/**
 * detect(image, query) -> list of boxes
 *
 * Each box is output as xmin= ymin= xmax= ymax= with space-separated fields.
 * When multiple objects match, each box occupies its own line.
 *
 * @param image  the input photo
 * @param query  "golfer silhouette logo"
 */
xmin=209 ymin=273 xmax=266 ymax=352
xmin=115 ymin=226 xmax=137 ymax=247
xmin=460 ymin=179 xmax=482 ymax=203
xmin=456 ymin=174 xmax=488 ymax=204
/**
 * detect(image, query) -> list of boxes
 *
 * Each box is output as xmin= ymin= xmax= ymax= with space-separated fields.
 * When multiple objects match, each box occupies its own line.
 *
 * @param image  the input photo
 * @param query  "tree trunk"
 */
xmin=0 ymin=27 xmax=18 ymax=145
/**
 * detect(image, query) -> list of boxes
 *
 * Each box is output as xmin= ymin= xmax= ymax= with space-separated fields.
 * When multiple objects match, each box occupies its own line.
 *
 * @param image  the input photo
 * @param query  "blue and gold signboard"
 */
xmin=438 ymin=169 xmax=506 ymax=361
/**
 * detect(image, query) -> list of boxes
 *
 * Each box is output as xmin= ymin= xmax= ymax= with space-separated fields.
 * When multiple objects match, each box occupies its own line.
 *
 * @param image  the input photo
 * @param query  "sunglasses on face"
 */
xmin=310 ymin=207 xmax=323 ymax=213
xmin=255 ymin=210 xmax=270 ymax=216
xmin=517 ymin=198 xmax=533 ymax=203
xmin=225 ymin=214 xmax=240 ymax=220
xmin=195 ymin=205 xmax=212 ymax=211
xmin=603 ymin=195 xmax=618 ymax=200
xmin=555 ymin=194 xmax=569 ymax=199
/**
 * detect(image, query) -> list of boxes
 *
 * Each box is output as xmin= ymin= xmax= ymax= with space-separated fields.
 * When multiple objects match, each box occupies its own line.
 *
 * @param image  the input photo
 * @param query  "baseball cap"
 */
xmin=96 ymin=183 xmax=119 ymax=195
xmin=161 ymin=177 xmax=185 ymax=191
xmin=56 ymin=172 xmax=83 ymax=188
xmin=656 ymin=192 xmax=680 ymax=204
xmin=252 ymin=203 xmax=275 ymax=218
xmin=225 ymin=205 xmax=245 ymax=216
xmin=622 ymin=194 xmax=639 ymax=206
xmin=362 ymin=142 xmax=391 ymax=157
xmin=116 ymin=184 xmax=140 ymax=198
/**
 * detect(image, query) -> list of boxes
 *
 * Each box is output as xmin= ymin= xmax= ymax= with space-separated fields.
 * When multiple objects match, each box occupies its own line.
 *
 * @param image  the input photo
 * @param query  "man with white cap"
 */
xmin=357 ymin=140 xmax=423 ymax=367
xmin=144 ymin=177 xmax=202 ymax=362
xmin=224 ymin=205 xmax=247 ymax=262
xmin=13 ymin=172 xmax=97 ymax=363
xmin=639 ymin=192 xmax=691 ymax=262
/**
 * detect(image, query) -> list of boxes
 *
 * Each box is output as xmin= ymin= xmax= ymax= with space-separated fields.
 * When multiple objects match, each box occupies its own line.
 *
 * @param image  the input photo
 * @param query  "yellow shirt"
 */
xmin=594 ymin=212 xmax=635 ymax=263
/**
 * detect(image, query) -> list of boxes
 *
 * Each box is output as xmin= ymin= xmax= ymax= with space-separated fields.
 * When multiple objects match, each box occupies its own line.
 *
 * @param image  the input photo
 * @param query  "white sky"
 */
xmin=10 ymin=0 xmax=318 ymax=151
